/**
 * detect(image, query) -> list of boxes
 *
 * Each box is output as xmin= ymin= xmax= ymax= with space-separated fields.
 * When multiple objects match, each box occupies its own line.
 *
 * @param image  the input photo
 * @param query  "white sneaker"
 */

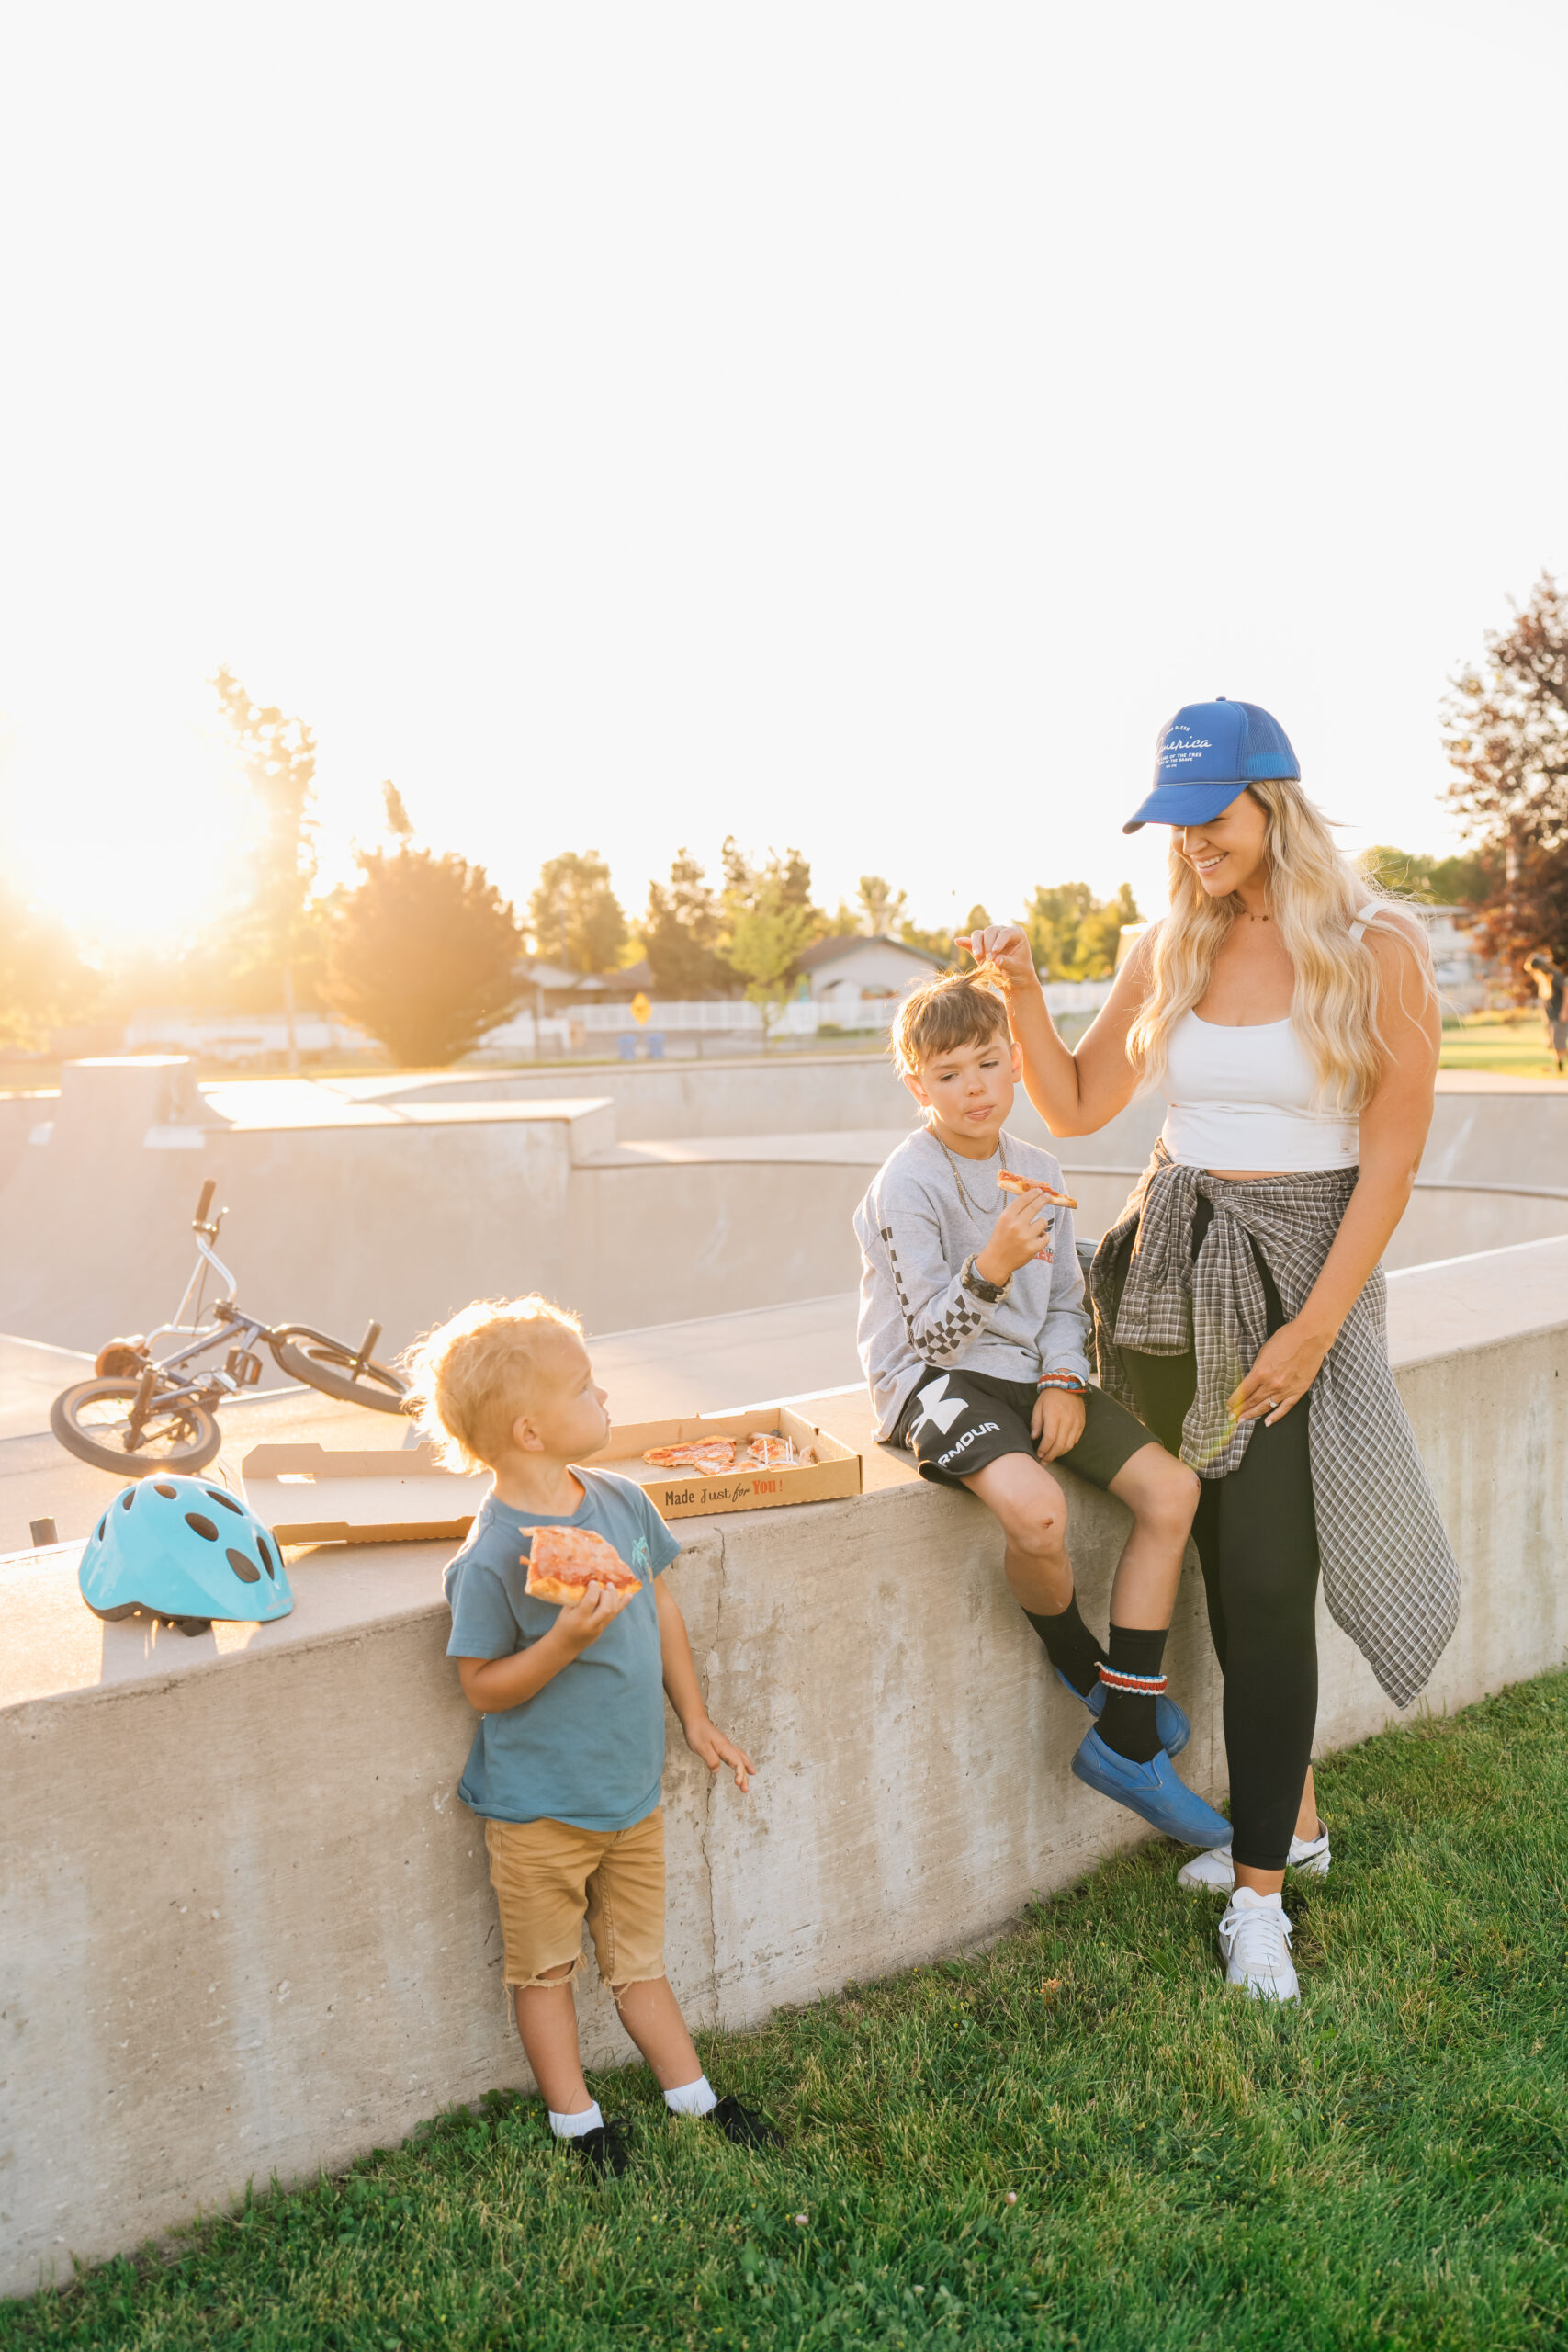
xmin=1218 ymin=1889 xmax=1299 ymax=2002
xmin=1178 ymin=1822 xmax=1331 ymax=1894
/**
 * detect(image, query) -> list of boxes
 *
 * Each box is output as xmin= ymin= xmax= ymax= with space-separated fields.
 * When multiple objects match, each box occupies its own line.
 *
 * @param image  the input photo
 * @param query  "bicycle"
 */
xmin=51 ymin=1182 xmax=411 ymax=1475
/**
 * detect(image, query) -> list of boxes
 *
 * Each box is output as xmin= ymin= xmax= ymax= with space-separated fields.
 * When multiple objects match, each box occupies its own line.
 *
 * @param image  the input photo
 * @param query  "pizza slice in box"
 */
xmin=997 ymin=1169 xmax=1077 ymax=1261
xmin=745 ymin=1432 xmax=796 ymax=1468
xmin=642 ymin=1440 xmax=737 ymax=1473
xmin=524 ymin=1524 xmax=642 ymax=1605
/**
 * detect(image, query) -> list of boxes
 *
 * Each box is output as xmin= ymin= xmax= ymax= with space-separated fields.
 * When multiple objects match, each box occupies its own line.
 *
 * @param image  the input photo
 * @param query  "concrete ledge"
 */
xmin=5 ymin=1241 xmax=1568 ymax=2293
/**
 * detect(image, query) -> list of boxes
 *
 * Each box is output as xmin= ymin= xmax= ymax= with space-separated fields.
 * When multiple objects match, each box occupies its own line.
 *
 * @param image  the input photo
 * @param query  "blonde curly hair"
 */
xmin=400 ymin=1294 xmax=584 ymax=1473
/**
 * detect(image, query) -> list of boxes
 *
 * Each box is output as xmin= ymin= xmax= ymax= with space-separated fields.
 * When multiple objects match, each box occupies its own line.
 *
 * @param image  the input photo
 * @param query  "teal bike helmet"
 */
xmin=79 ymin=1475 xmax=293 ymax=1636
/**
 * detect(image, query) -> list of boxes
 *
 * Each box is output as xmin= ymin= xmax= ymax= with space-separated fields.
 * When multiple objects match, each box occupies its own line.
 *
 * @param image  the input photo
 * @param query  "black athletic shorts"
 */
xmin=892 ymin=1365 xmax=1157 ymax=1492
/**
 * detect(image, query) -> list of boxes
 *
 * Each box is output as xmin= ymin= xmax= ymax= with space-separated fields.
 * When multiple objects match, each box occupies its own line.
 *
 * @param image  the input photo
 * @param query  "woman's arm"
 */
xmin=963 ymin=924 xmax=1153 ymax=1136
xmin=1229 ymin=912 xmax=1440 ymax=1426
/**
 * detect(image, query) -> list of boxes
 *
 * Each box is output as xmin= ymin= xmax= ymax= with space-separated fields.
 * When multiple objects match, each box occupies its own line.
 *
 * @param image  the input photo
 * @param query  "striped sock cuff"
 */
xmin=1097 ymin=1663 xmax=1168 ymax=1694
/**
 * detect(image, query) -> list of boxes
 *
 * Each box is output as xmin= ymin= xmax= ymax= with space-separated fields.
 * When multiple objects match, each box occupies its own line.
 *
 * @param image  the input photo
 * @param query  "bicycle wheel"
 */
xmin=51 ymin=1379 xmax=222 ymax=1475
xmin=268 ymin=1326 xmax=411 ymax=1415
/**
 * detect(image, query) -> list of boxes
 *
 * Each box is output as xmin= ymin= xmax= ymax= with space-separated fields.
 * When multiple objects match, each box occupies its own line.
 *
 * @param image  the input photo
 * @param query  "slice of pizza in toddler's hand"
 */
xmin=524 ymin=1525 xmax=643 ymax=1605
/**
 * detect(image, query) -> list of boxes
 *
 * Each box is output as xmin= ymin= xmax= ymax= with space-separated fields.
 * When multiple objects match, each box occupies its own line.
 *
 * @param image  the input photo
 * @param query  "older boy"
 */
xmin=406 ymin=1295 xmax=777 ymax=2176
xmin=854 ymin=972 xmax=1228 ymax=1847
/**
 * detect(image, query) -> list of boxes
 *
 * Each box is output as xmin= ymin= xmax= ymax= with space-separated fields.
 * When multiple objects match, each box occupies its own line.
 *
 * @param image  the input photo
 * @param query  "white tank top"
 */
xmin=1158 ymin=901 xmax=1380 ymax=1173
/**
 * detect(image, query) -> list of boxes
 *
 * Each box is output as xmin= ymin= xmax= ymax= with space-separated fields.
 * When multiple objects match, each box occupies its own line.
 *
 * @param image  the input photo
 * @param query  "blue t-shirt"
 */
xmin=443 ymin=1471 xmax=682 ymax=1830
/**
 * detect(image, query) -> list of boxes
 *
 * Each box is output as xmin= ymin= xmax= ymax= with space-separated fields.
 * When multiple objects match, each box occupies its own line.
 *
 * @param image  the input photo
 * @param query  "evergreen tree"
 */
xmin=322 ymin=800 xmax=523 ymax=1066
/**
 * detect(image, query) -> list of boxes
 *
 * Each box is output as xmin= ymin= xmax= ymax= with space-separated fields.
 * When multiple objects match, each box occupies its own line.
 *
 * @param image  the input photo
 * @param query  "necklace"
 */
xmin=932 ymin=1127 xmax=1008 ymax=1226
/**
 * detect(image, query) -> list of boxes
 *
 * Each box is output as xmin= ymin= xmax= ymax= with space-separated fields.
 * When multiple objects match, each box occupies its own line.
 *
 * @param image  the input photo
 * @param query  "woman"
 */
xmin=969 ymin=696 xmax=1459 ymax=2003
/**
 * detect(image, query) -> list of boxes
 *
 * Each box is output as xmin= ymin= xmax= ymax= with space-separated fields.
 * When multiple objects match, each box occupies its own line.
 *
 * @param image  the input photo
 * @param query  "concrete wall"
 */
xmin=5 ymin=1236 xmax=1567 ymax=2294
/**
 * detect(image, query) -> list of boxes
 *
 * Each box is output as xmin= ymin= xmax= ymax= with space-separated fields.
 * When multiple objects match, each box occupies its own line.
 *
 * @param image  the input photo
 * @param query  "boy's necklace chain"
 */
xmin=932 ymin=1127 xmax=1010 ymax=1227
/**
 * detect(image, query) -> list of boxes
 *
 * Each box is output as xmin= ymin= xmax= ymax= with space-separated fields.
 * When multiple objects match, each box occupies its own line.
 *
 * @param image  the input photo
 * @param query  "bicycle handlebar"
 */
xmin=195 ymin=1181 xmax=216 ymax=1227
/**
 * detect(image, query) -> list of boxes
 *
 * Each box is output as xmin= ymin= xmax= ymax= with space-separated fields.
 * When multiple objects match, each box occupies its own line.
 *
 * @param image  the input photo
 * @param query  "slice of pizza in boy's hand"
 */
xmin=997 ymin=1170 xmax=1077 ymax=1261
xmin=997 ymin=1170 xmax=1077 ymax=1209
xmin=524 ymin=1525 xmax=643 ymax=1605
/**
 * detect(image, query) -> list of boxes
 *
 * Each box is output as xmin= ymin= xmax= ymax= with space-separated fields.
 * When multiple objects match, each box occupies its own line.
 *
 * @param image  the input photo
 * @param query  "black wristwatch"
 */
xmin=961 ymin=1253 xmax=1010 ymax=1306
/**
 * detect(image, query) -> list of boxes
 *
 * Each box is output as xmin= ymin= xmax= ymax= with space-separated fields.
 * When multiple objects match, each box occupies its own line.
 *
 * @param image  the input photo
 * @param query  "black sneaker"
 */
xmin=705 ymin=2094 xmax=783 ymax=2149
xmin=570 ymin=2117 xmax=633 ymax=2176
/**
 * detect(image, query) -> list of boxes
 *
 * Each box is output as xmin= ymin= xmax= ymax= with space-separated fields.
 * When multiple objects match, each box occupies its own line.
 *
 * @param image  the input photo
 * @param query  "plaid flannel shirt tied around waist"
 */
xmin=1089 ymin=1142 xmax=1461 ymax=1710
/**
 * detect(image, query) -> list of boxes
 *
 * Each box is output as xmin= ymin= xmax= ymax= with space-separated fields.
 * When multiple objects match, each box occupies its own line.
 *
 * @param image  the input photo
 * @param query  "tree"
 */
xmin=719 ymin=842 xmax=820 ymax=1045
xmin=953 ymin=906 xmax=992 ymax=972
xmin=897 ymin=916 xmax=957 ymax=964
xmin=854 ymin=876 xmax=908 ymax=937
xmin=211 ymin=668 xmax=320 ymax=1066
xmin=643 ymin=849 xmax=729 ymax=996
xmin=321 ymin=803 xmax=524 ymax=1066
xmin=527 ymin=851 xmax=627 ymax=975
xmin=1359 ymin=844 xmax=1495 ymax=905
xmin=1021 ymin=881 xmax=1141 ymax=979
xmin=1443 ymin=572 xmax=1568 ymax=983
xmin=0 ymin=880 xmax=97 ymax=1048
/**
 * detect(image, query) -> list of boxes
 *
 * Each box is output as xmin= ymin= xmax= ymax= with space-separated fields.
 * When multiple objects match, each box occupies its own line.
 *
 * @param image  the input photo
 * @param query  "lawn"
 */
xmin=6 ymin=1675 xmax=1566 ymax=2352
xmin=1440 ymin=1016 xmax=1566 ymax=1080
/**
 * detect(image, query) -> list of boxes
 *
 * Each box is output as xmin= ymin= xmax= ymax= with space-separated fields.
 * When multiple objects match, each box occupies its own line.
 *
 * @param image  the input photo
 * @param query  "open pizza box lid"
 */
xmin=242 ymin=1405 xmax=861 ymax=1544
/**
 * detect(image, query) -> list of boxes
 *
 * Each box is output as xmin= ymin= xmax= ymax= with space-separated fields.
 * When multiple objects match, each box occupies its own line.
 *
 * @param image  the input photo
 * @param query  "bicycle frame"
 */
xmin=135 ymin=1200 xmax=279 ymax=1414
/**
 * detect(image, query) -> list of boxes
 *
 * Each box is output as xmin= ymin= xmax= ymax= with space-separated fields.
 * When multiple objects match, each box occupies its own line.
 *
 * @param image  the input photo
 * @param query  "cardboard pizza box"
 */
xmin=594 ymin=1405 xmax=862 ymax=1520
xmin=241 ymin=1405 xmax=861 ymax=1544
xmin=240 ymin=1443 xmax=490 ymax=1544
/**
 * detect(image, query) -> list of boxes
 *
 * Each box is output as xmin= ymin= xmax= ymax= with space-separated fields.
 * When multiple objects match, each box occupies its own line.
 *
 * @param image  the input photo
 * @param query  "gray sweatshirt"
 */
xmin=853 ymin=1125 xmax=1094 ymax=1440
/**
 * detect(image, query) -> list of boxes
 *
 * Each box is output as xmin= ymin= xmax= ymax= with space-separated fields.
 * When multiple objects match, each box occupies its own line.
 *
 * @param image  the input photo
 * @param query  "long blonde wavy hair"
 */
xmin=1125 ymin=780 xmax=1430 ymax=1113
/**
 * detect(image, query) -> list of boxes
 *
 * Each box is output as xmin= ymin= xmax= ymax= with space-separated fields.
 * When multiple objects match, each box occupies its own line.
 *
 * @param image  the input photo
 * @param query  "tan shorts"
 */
xmin=483 ymin=1808 xmax=666 ymax=1993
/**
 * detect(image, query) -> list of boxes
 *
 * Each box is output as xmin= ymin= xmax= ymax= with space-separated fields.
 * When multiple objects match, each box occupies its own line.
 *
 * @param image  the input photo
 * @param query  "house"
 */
xmin=795 ymin=934 xmax=948 ymax=1011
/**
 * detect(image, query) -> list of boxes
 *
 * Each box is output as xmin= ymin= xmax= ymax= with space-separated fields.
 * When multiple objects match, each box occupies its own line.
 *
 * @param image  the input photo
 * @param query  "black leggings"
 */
xmin=1120 ymin=1206 xmax=1320 ymax=1871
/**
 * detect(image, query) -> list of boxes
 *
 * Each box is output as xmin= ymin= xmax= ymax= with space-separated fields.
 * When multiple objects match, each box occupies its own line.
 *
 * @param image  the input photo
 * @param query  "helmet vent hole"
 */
xmin=119 ymin=1489 xmax=135 ymax=1511
xmin=207 ymin=1490 xmax=244 ymax=1515
xmin=96 ymin=1515 xmax=107 ymax=1542
xmin=257 ymin=1536 xmax=276 ymax=1578
xmin=153 ymin=1482 xmax=176 ymax=1499
xmin=226 ymin=1547 xmax=262 ymax=1583
xmin=185 ymin=1512 xmax=220 ymax=1542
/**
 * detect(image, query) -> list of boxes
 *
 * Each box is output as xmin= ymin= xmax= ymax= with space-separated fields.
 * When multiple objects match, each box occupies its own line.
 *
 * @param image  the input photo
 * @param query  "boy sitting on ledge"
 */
xmin=853 ymin=971 xmax=1229 ymax=1848
xmin=406 ymin=1295 xmax=775 ymax=2177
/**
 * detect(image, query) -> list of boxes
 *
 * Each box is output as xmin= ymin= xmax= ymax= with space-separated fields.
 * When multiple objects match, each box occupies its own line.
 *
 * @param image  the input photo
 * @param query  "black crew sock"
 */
xmin=1095 ymin=1624 xmax=1168 ymax=1765
xmin=1023 ymin=1594 xmax=1102 ymax=1698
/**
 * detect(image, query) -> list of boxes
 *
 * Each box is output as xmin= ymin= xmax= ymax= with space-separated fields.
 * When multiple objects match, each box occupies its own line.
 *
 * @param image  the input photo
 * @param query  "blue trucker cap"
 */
xmin=1122 ymin=697 xmax=1300 ymax=832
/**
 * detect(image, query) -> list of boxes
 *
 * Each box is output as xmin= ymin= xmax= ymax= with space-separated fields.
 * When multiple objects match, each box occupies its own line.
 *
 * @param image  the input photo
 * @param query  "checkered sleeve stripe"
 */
xmin=882 ymin=1228 xmax=986 ymax=1363
xmin=1089 ymin=1144 xmax=1461 ymax=1709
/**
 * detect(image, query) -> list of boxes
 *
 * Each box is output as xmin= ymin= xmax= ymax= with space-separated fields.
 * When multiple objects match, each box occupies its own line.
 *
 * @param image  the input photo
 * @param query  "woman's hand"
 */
xmin=957 ymin=925 xmax=1038 ymax=992
xmin=1227 ymin=1319 xmax=1334 ymax=1427
xmin=682 ymin=1713 xmax=756 ymax=1792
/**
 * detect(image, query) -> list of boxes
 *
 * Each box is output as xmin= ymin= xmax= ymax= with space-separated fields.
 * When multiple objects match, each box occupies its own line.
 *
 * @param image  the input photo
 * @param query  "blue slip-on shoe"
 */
xmin=1055 ymin=1668 xmax=1191 ymax=1759
xmin=1070 ymin=1726 xmax=1231 ymax=1848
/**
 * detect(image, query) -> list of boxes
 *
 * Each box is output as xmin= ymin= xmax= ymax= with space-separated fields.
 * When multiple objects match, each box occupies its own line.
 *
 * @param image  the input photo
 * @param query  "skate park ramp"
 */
xmin=2 ymin=1055 xmax=1567 ymax=1373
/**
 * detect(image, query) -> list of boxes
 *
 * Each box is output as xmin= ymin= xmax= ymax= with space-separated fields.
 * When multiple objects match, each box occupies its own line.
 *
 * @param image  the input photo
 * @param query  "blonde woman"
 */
xmin=968 ymin=698 xmax=1460 ymax=2003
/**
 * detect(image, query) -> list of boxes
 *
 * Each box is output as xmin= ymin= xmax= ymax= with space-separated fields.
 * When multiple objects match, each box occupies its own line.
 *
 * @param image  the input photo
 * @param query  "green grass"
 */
xmin=7 ymin=1677 xmax=1568 ymax=2352
xmin=1439 ymin=1016 xmax=1566 ymax=1080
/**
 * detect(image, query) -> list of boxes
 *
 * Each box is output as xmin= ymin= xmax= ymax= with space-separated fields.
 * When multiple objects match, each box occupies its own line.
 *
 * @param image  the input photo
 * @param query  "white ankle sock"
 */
xmin=549 ymin=2101 xmax=604 ymax=2139
xmin=663 ymin=2074 xmax=717 ymax=2118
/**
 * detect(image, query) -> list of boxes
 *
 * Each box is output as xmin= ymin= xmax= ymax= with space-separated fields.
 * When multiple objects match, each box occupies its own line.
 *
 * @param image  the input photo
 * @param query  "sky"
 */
xmin=1 ymin=1 xmax=1565 ymax=956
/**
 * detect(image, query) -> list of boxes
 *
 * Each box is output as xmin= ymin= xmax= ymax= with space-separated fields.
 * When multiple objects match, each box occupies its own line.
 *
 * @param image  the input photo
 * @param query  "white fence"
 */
xmin=483 ymin=980 xmax=1114 ymax=1053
